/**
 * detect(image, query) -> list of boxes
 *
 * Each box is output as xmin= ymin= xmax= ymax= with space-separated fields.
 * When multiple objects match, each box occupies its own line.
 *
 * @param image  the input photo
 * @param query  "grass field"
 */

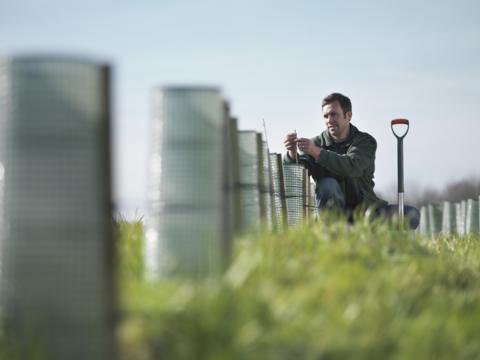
xmin=118 ymin=217 xmax=480 ymax=360
xmin=2 ymin=217 xmax=480 ymax=359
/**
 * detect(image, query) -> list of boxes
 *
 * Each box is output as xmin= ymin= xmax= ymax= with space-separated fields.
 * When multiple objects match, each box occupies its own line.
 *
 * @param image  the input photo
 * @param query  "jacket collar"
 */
xmin=323 ymin=124 xmax=358 ymax=147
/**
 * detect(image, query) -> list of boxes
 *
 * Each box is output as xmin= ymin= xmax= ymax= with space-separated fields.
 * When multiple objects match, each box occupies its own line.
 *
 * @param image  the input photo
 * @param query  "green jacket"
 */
xmin=284 ymin=124 xmax=387 ymax=210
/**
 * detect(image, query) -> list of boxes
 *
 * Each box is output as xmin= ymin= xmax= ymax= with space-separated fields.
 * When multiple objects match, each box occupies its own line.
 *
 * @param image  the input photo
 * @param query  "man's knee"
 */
xmin=315 ymin=177 xmax=345 ymax=209
xmin=316 ymin=177 xmax=342 ymax=196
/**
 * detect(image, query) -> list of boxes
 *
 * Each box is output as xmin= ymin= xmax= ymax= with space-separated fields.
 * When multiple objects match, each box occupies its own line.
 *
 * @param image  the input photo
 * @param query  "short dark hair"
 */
xmin=322 ymin=93 xmax=352 ymax=115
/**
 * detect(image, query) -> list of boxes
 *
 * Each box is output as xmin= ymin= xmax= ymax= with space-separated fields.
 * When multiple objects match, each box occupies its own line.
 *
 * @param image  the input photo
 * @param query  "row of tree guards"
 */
xmin=418 ymin=197 xmax=480 ymax=237
xmin=145 ymin=87 xmax=317 ymax=279
xmin=0 ymin=57 xmax=317 ymax=360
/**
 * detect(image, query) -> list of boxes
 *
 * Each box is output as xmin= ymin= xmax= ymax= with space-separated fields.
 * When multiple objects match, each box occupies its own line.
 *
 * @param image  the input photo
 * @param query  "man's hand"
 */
xmin=297 ymin=138 xmax=321 ymax=160
xmin=283 ymin=132 xmax=298 ymax=160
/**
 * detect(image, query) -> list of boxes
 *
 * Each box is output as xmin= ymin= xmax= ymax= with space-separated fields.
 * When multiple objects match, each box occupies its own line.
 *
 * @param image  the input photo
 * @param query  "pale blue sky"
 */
xmin=2 ymin=0 xmax=479 ymax=214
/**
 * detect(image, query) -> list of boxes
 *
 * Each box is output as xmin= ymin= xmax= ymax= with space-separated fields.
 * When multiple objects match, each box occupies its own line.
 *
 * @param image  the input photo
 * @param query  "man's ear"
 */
xmin=346 ymin=111 xmax=353 ymax=122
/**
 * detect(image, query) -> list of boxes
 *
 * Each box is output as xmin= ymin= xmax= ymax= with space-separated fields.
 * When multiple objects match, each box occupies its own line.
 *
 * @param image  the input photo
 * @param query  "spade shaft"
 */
xmin=391 ymin=119 xmax=410 ymax=221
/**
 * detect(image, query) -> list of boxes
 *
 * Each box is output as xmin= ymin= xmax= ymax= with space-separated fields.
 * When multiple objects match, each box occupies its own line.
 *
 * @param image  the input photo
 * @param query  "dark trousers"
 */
xmin=315 ymin=177 xmax=420 ymax=230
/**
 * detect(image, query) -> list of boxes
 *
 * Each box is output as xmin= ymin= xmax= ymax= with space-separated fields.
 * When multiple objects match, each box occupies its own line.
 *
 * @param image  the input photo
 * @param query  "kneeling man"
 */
xmin=283 ymin=92 xmax=419 ymax=229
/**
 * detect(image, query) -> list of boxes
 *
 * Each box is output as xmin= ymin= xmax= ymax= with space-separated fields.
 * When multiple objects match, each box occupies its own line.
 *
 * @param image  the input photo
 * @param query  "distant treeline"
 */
xmin=380 ymin=177 xmax=480 ymax=208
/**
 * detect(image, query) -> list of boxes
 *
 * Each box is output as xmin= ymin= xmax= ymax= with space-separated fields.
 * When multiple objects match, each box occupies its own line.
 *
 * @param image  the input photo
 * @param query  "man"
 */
xmin=283 ymin=92 xmax=419 ymax=229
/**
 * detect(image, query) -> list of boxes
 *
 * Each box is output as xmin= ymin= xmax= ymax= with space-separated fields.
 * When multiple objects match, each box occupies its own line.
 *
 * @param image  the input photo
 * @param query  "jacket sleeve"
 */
xmin=283 ymin=152 xmax=297 ymax=164
xmin=315 ymin=135 xmax=376 ymax=177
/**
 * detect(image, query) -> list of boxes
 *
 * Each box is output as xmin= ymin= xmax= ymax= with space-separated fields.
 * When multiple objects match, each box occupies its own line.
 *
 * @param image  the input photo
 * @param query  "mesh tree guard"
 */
xmin=269 ymin=153 xmax=287 ymax=231
xmin=146 ymin=87 xmax=229 ymax=278
xmin=237 ymin=131 xmax=262 ymax=232
xmin=283 ymin=164 xmax=307 ymax=227
xmin=0 ymin=56 xmax=115 ymax=360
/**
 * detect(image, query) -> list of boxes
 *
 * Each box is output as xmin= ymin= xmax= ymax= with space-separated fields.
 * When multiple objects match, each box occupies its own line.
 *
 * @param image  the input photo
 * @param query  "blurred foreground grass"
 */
xmin=1 ymin=217 xmax=479 ymax=359
xmin=118 ymin=218 xmax=480 ymax=360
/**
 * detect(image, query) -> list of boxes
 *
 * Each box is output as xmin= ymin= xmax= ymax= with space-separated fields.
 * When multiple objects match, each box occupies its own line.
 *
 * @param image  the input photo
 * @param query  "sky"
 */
xmin=1 ymin=0 xmax=479 ymax=216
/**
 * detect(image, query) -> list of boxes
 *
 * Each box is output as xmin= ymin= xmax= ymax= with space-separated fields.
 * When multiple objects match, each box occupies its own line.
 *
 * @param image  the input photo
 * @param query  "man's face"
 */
xmin=322 ymin=101 xmax=352 ymax=139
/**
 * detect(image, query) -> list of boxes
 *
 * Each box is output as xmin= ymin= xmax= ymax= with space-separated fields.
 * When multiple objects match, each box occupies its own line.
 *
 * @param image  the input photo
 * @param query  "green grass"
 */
xmin=0 ymin=334 xmax=48 ymax=360
xmin=118 ymin=217 xmax=480 ymax=360
xmin=116 ymin=217 xmax=145 ymax=282
xmin=2 ymin=217 xmax=480 ymax=359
